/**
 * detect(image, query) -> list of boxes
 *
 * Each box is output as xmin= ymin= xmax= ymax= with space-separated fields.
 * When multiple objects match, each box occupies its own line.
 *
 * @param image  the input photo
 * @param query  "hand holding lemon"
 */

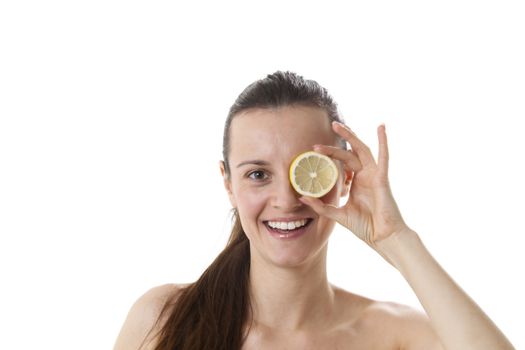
xmin=296 ymin=122 xmax=411 ymax=248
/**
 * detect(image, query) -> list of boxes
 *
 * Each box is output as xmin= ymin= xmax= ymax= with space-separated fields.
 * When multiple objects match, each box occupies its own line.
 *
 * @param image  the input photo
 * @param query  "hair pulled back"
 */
xmin=152 ymin=71 xmax=344 ymax=350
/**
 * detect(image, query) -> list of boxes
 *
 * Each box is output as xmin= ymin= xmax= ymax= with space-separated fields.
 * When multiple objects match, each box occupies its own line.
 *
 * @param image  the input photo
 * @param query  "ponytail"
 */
xmin=152 ymin=211 xmax=251 ymax=350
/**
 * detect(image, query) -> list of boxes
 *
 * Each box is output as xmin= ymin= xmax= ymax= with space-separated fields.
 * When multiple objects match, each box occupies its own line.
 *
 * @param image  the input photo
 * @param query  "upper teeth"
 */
xmin=267 ymin=219 xmax=308 ymax=230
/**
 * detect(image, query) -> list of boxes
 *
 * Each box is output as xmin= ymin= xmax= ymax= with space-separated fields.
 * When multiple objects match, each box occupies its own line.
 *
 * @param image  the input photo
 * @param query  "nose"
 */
xmin=270 ymin=175 xmax=303 ymax=211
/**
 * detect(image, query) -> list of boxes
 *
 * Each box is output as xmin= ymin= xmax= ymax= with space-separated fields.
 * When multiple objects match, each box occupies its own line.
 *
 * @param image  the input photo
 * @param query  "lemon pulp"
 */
xmin=289 ymin=151 xmax=338 ymax=198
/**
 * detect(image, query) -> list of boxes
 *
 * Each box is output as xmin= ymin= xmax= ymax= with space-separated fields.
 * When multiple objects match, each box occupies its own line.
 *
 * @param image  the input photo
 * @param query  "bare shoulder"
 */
xmin=113 ymin=283 xmax=186 ymax=350
xmin=332 ymin=286 xmax=443 ymax=350
xmin=360 ymin=299 xmax=443 ymax=350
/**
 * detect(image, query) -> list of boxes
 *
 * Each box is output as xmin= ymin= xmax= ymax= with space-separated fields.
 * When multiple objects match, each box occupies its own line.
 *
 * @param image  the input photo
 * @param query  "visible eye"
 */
xmin=247 ymin=170 xmax=269 ymax=181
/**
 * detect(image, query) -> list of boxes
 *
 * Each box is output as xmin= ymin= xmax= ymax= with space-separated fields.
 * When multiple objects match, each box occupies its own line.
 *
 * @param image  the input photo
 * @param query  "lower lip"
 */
xmin=264 ymin=220 xmax=312 ymax=240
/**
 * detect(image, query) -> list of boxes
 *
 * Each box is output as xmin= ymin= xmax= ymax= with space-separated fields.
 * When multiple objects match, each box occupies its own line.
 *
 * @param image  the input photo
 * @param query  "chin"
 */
xmin=264 ymin=243 xmax=328 ymax=269
xmin=245 ymin=221 xmax=331 ymax=269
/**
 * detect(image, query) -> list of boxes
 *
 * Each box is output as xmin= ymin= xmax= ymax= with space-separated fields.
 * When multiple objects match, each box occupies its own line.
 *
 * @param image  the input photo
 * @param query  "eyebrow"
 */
xmin=236 ymin=160 xmax=271 ymax=168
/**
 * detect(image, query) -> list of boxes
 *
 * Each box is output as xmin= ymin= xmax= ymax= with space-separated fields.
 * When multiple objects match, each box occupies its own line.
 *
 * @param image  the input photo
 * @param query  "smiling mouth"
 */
xmin=263 ymin=218 xmax=314 ymax=236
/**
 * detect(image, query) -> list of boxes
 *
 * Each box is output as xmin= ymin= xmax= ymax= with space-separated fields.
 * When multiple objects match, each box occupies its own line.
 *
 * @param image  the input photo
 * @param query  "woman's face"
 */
xmin=221 ymin=105 xmax=349 ymax=268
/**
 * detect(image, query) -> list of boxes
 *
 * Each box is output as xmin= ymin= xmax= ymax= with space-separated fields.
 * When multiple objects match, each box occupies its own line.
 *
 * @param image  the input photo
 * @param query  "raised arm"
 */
xmin=378 ymin=227 xmax=513 ymax=350
xmin=300 ymin=122 xmax=515 ymax=350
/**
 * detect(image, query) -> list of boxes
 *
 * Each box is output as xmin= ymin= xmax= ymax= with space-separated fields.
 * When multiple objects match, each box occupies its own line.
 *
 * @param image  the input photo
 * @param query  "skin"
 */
xmin=114 ymin=105 xmax=515 ymax=350
xmin=220 ymin=105 xmax=441 ymax=349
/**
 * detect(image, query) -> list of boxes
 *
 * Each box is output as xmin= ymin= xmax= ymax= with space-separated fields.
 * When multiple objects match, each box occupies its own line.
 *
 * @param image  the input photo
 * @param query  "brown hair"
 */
xmin=151 ymin=71 xmax=345 ymax=350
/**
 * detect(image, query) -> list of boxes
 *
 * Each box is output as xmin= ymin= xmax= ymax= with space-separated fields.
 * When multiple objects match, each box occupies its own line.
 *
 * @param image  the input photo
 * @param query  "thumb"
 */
xmin=299 ymin=196 xmax=345 ymax=224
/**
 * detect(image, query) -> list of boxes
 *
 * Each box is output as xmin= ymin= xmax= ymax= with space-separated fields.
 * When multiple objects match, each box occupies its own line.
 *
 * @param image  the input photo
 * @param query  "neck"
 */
xmin=248 ymin=245 xmax=335 ymax=331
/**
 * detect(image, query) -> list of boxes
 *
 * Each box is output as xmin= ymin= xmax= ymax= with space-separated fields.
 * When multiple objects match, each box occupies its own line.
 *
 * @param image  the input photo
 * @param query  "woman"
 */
xmin=114 ymin=71 xmax=515 ymax=349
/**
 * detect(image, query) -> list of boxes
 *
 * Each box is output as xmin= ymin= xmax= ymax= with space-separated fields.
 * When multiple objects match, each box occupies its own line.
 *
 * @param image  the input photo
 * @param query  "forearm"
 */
xmin=377 ymin=229 xmax=515 ymax=350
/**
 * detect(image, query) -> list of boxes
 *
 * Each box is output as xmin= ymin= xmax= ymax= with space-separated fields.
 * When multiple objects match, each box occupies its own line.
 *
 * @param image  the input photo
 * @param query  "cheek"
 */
xmin=232 ymin=185 xmax=269 ymax=229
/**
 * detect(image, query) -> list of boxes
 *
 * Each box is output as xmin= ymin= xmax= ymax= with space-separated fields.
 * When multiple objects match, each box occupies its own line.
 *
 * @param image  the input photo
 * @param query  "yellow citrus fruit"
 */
xmin=289 ymin=151 xmax=338 ymax=198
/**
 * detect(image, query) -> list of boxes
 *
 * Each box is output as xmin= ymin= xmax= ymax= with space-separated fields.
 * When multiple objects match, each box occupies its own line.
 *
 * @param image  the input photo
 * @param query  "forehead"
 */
xmin=228 ymin=105 xmax=338 ymax=164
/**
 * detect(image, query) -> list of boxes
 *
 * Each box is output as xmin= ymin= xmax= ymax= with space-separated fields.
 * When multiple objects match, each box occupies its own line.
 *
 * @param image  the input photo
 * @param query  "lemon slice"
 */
xmin=289 ymin=151 xmax=338 ymax=198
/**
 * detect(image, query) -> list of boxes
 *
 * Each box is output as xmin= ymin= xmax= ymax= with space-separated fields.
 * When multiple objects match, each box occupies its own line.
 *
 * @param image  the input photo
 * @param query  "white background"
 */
xmin=1 ymin=1 xmax=524 ymax=349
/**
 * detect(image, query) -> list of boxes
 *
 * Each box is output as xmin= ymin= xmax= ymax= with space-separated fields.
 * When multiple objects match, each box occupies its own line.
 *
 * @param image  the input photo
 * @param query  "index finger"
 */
xmin=313 ymin=144 xmax=363 ymax=172
xmin=332 ymin=121 xmax=376 ymax=167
